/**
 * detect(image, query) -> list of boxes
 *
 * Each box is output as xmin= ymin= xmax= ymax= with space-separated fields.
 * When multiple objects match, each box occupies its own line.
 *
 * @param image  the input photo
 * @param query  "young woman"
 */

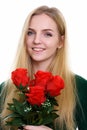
xmin=0 ymin=6 xmax=87 ymax=130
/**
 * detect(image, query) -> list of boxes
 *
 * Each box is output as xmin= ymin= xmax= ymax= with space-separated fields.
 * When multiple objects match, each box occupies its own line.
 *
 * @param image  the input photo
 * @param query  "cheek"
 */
xmin=49 ymin=37 xmax=59 ymax=48
xmin=48 ymin=41 xmax=59 ymax=49
xmin=26 ymin=37 xmax=33 ymax=47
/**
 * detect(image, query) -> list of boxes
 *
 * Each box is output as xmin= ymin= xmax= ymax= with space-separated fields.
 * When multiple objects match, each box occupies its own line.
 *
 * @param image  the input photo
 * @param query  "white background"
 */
xmin=0 ymin=0 xmax=87 ymax=83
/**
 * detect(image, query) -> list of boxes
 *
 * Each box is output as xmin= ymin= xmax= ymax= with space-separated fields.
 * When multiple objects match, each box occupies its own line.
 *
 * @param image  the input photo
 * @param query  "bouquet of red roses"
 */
xmin=4 ymin=68 xmax=64 ymax=128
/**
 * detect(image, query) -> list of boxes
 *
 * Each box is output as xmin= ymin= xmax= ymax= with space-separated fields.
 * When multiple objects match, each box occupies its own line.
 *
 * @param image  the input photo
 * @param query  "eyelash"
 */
xmin=45 ymin=33 xmax=52 ymax=37
xmin=27 ymin=31 xmax=53 ymax=37
xmin=27 ymin=31 xmax=34 ymax=36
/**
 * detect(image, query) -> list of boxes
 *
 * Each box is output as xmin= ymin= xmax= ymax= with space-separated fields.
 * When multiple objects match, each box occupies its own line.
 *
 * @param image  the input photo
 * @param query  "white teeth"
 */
xmin=32 ymin=48 xmax=44 ymax=51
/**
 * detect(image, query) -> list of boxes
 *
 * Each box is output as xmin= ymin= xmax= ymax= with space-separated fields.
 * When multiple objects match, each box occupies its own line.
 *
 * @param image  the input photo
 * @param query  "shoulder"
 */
xmin=75 ymin=74 xmax=87 ymax=86
xmin=75 ymin=74 xmax=87 ymax=101
xmin=0 ymin=80 xmax=9 ymax=97
xmin=0 ymin=82 xmax=6 ymax=113
xmin=75 ymin=75 xmax=87 ymax=129
xmin=0 ymin=79 xmax=10 ymax=92
xmin=0 ymin=82 xmax=5 ymax=93
xmin=0 ymin=81 xmax=9 ymax=113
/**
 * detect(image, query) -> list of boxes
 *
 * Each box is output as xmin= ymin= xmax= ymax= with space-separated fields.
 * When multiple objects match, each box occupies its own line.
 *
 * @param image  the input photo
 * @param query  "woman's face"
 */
xmin=26 ymin=14 xmax=63 ymax=64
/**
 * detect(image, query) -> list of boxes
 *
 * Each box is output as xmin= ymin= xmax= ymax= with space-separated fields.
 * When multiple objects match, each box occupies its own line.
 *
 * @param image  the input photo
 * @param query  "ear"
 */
xmin=57 ymin=35 xmax=64 ymax=49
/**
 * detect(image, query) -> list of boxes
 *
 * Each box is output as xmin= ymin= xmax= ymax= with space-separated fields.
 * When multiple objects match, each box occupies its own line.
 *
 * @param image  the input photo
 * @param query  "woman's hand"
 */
xmin=23 ymin=125 xmax=53 ymax=130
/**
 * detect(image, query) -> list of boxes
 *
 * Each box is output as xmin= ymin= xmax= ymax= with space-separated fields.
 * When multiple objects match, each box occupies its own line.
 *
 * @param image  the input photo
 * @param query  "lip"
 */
xmin=32 ymin=47 xmax=45 ymax=52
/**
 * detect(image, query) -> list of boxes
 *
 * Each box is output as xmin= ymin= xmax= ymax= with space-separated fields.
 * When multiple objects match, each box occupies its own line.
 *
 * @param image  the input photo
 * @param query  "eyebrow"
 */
xmin=28 ymin=27 xmax=54 ymax=32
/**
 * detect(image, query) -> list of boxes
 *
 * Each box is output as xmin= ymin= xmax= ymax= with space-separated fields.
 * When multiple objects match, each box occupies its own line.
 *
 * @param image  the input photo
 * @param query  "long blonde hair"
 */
xmin=1 ymin=6 xmax=77 ymax=130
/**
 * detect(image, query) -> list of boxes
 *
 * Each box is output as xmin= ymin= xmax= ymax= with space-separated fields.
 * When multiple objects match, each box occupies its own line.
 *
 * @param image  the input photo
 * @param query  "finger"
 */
xmin=24 ymin=125 xmax=37 ymax=130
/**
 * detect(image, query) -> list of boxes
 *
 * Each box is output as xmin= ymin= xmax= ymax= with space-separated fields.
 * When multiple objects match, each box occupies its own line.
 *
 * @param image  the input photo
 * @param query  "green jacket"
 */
xmin=0 ymin=75 xmax=87 ymax=130
xmin=74 ymin=75 xmax=87 ymax=130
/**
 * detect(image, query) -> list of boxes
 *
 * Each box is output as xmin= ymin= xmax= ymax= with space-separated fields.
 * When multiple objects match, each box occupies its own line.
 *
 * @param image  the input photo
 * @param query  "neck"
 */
xmin=32 ymin=61 xmax=51 ymax=73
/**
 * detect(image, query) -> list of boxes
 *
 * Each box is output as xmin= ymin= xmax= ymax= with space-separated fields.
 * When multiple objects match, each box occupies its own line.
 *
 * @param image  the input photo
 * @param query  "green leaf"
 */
xmin=6 ymin=117 xmax=25 ymax=126
xmin=12 ymin=99 xmax=23 ymax=115
xmin=49 ymin=97 xmax=58 ymax=106
xmin=3 ymin=113 xmax=20 ymax=121
xmin=7 ymin=103 xmax=16 ymax=112
xmin=41 ymin=113 xmax=59 ymax=125
xmin=16 ymin=84 xmax=28 ymax=92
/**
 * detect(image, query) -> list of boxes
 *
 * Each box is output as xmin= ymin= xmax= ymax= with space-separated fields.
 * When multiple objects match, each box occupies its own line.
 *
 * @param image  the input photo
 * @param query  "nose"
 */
xmin=34 ymin=33 xmax=41 ymax=44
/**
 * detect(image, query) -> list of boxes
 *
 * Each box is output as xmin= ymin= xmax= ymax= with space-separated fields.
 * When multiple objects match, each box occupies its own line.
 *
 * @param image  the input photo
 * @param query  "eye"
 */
xmin=27 ymin=31 xmax=35 ymax=36
xmin=44 ymin=32 xmax=53 ymax=37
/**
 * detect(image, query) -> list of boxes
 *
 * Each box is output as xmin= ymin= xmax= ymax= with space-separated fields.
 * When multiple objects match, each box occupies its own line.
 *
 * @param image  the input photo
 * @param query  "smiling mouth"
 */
xmin=32 ymin=48 xmax=45 ymax=52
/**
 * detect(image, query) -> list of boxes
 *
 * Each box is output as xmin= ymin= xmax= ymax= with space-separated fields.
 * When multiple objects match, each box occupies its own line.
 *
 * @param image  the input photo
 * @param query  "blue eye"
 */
xmin=45 ymin=32 xmax=52 ymax=37
xmin=27 ymin=31 xmax=34 ymax=36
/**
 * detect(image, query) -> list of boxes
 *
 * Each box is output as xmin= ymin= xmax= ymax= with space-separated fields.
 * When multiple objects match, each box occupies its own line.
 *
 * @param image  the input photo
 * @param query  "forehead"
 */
xmin=29 ymin=14 xmax=58 ymax=31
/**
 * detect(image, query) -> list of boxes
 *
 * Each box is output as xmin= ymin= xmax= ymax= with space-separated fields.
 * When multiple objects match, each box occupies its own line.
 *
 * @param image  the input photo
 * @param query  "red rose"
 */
xmin=29 ymin=79 xmax=36 ymax=86
xmin=11 ymin=68 xmax=29 ymax=87
xmin=26 ymin=86 xmax=46 ymax=106
xmin=46 ymin=76 xmax=64 ymax=97
xmin=34 ymin=71 xmax=52 ymax=87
